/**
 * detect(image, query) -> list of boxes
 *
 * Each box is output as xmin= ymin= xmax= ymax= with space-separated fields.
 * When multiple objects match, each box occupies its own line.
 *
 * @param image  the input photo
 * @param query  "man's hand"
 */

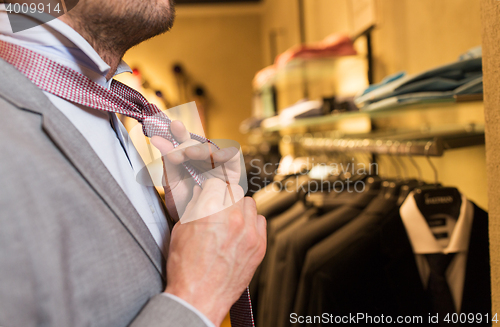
xmin=165 ymin=180 xmax=266 ymax=326
xmin=151 ymin=120 xmax=265 ymax=325
xmin=151 ymin=120 xmax=242 ymax=221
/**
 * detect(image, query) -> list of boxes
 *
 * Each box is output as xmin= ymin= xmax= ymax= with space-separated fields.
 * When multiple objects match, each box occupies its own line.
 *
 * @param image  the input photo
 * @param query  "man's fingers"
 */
xmin=191 ymin=185 xmax=202 ymax=202
xmin=184 ymin=185 xmax=202 ymax=212
xmin=223 ymin=184 xmax=244 ymax=207
xmin=183 ymin=144 xmax=236 ymax=166
xmin=151 ymin=136 xmax=174 ymax=155
xmin=166 ymin=139 xmax=201 ymax=165
xmin=243 ymin=197 xmax=258 ymax=222
xmin=256 ymin=214 xmax=267 ymax=239
xmin=171 ymin=120 xmax=191 ymax=144
xmin=184 ymin=143 xmax=218 ymax=162
xmin=212 ymin=147 xmax=239 ymax=163
xmin=199 ymin=179 xmax=228 ymax=214
xmin=244 ymin=197 xmax=266 ymax=238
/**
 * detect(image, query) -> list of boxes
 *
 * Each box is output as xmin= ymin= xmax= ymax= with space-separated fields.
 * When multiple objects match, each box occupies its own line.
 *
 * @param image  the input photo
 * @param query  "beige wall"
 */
xmin=371 ymin=0 xmax=482 ymax=81
xmin=260 ymin=0 xmax=300 ymax=66
xmin=121 ymin=11 xmax=264 ymax=146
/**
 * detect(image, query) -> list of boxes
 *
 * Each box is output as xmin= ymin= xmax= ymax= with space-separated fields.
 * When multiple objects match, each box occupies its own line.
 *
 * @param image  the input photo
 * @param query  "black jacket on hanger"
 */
xmin=256 ymin=175 xmax=310 ymax=219
xmin=254 ymin=178 xmax=351 ymax=325
xmin=293 ymin=192 xmax=400 ymax=323
xmin=259 ymin=182 xmax=369 ymax=327
xmin=294 ymin=201 xmax=490 ymax=326
xmin=251 ymin=201 xmax=309 ymax=323
xmin=275 ymin=187 xmax=381 ymax=327
xmin=258 ymin=207 xmax=318 ymax=327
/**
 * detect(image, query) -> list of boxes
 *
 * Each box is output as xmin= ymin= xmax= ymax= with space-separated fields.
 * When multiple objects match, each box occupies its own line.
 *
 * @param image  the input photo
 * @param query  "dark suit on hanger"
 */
xmin=380 ymin=202 xmax=490 ymax=324
xmin=254 ymin=178 xmax=350 ymax=326
xmin=274 ymin=187 xmax=380 ymax=327
xmin=256 ymin=175 xmax=310 ymax=219
xmin=251 ymin=174 xmax=310 ymax=317
xmin=294 ymin=200 xmax=490 ymax=326
xmin=293 ymin=192 xmax=400 ymax=323
xmin=251 ymin=201 xmax=308 ymax=324
xmin=258 ymin=207 xmax=318 ymax=327
xmin=258 ymin=182 xmax=370 ymax=327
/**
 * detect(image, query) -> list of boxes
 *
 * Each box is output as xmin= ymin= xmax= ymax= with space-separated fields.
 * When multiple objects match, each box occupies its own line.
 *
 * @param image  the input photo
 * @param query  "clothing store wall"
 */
xmin=120 ymin=7 xmax=264 ymax=146
xmin=260 ymin=0 xmax=487 ymax=209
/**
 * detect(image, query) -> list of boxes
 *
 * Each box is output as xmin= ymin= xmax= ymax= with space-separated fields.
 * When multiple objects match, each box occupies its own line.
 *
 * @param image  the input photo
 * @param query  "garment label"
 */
xmin=427 ymin=218 xmax=446 ymax=227
xmin=424 ymin=194 xmax=454 ymax=205
xmin=433 ymin=232 xmax=449 ymax=240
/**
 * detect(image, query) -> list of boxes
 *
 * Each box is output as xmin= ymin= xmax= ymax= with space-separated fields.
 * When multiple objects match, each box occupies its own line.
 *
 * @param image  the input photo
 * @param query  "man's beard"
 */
xmin=67 ymin=0 xmax=176 ymax=58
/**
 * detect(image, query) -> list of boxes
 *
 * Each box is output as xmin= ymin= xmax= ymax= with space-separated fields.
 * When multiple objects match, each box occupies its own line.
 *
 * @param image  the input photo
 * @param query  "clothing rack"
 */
xmin=294 ymin=125 xmax=485 ymax=157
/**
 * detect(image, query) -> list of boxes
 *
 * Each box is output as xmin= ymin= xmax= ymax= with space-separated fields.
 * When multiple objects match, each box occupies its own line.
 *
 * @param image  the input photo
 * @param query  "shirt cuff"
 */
xmin=162 ymin=293 xmax=216 ymax=327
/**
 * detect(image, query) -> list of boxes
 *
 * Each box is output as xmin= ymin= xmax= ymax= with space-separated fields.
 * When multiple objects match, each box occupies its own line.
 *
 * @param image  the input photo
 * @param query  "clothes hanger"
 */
xmin=304 ymin=149 xmax=372 ymax=209
xmin=395 ymin=143 xmax=421 ymax=205
xmin=374 ymin=141 xmax=419 ymax=202
xmin=405 ymin=141 xmax=424 ymax=185
xmin=299 ymin=146 xmax=338 ymax=207
xmin=373 ymin=154 xmax=393 ymax=195
xmin=382 ymin=152 xmax=406 ymax=198
xmin=361 ymin=152 xmax=382 ymax=189
xmin=412 ymin=141 xmax=462 ymax=221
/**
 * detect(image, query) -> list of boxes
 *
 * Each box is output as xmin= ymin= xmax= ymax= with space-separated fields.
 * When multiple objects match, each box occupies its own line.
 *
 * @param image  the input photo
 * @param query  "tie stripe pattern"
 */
xmin=0 ymin=40 xmax=254 ymax=327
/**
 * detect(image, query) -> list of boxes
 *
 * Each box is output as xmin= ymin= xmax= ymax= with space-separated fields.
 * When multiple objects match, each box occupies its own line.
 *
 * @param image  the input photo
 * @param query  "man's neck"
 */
xmin=59 ymin=16 xmax=124 ymax=80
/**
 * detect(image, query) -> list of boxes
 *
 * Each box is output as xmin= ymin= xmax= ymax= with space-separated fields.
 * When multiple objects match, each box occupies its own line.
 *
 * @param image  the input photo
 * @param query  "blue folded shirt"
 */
xmin=355 ymin=46 xmax=483 ymax=110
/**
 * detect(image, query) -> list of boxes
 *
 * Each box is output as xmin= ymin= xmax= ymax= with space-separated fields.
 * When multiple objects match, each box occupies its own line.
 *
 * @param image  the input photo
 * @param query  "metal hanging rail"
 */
xmin=297 ymin=127 xmax=485 ymax=157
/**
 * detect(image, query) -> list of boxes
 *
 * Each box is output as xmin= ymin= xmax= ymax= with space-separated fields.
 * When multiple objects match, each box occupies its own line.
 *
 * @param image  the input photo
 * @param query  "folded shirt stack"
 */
xmin=355 ymin=46 xmax=483 ymax=111
xmin=275 ymin=33 xmax=357 ymax=69
xmin=261 ymin=99 xmax=324 ymax=129
xmin=252 ymin=33 xmax=357 ymax=91
xmin=257 ymin=95 xmax=358 ymax=130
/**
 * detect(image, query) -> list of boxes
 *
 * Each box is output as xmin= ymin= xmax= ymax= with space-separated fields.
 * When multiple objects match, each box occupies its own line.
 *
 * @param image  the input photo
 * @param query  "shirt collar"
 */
xmin=0 ymin=4 xmax=132 ymax=86
xmin=400 ymin=191 xmax=474 ymax=254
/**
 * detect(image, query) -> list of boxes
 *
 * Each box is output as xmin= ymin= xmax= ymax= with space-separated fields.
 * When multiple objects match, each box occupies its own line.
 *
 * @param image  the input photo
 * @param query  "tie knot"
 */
xmin=142 ymin=114 xmax=173 ymax=141
xmin=144 ymin=102 xmax=162 ymax=116
xmin=425 ymin=253 xmax=455 ymax=276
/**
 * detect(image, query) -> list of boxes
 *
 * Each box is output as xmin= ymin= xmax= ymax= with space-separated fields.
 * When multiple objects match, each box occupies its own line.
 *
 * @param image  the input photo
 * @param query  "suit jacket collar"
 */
xmin=400 ymin=192 xmax=473 ymax=254
xmin=0 ymin=58 xmax=166 ymax=281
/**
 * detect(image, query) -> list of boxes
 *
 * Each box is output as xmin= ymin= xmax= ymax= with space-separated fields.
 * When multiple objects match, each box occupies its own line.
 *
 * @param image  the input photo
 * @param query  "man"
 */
xmin=0 ymin=0 xmax=266 ymax=326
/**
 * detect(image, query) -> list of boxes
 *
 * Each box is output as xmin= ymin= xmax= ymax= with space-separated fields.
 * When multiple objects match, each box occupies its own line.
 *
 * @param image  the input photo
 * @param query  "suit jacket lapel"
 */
xmin=0 ymin=59 xmax=166 ymax=281
xmin=381 ymin=215 xmax=430 ymax=316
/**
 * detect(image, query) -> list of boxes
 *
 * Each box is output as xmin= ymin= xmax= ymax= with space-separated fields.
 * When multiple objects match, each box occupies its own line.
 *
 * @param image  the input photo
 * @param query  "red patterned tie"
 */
xmin=0 ymin=40 xmax=255 ymax=327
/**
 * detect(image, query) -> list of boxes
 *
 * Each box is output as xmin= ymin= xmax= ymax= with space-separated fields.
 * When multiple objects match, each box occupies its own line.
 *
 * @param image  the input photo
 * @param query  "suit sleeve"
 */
xmin=129 ymin=294 xmax=212 ymax=327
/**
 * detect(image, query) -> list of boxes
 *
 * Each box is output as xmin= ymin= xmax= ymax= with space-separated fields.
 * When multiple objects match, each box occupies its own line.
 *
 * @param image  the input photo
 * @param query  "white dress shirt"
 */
xmin=0 ymin=7 xmax=214 ymax=327
xmin=400 ymin=191 xmax=474 ymax=312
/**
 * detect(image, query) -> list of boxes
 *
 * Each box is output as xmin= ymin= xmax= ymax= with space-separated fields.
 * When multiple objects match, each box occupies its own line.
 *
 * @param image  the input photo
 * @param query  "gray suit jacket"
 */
xmin=0 ymin=58 xmax=207 ymax=327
